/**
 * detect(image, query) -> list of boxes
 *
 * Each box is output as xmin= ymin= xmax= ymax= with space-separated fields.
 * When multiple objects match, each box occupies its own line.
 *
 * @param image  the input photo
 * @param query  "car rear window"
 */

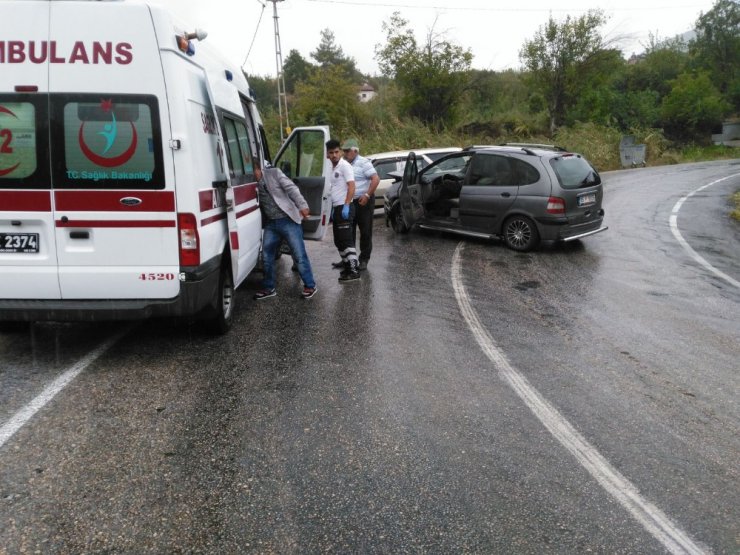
xmin=0 ymin=95 xmax=50 ymax=189
xmin=51 ymin=94 xmax=164 ymax=189
xmin=549 ymin=155 xmax=599 ymax=189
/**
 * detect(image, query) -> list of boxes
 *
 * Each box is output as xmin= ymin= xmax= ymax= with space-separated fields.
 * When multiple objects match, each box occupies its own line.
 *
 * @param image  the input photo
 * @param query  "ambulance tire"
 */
xmin=207 ymin=260 xmax=235 ymax=335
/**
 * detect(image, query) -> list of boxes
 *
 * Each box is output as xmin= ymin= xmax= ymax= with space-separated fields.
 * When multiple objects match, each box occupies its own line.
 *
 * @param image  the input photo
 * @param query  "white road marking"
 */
xmin=451 ymin=244 xmax=709 ymax=555
xmin=0 ymin=329 xmax=127 ymax=450
xmin=669 ymin=173 xmax=740 ymax=290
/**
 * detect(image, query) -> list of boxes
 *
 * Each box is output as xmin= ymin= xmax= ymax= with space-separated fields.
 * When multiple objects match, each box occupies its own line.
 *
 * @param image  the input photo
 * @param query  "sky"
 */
xmin=151 ymin=0 xmax=717 ymax=78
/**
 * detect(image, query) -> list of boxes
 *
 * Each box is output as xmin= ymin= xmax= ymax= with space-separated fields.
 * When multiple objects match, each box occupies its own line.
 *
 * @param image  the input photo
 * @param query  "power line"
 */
xmin=242 ymin=0 xmax=267 ymax=69
xmin=304 ymin=0 xmax=709 ymax=12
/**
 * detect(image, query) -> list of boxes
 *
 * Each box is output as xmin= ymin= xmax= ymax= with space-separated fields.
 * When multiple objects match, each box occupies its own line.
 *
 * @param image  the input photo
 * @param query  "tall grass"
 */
xmin=263 ymin=104 xmax=738 ymax=171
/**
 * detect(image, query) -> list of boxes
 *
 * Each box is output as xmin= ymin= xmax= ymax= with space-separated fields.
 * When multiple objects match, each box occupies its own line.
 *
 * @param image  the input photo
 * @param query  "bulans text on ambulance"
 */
xmin=0 ymin=41 xmax=132 ymax=65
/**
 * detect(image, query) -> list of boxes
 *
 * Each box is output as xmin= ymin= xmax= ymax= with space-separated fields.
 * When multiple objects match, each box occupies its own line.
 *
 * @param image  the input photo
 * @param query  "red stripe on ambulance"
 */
xmin=198 ymin=189 xmax=221 ymax=212
xmin=236 ymin=205 xmax=259 ymax=220
xmin=0 ymin=190 xmax=52 ymax=211
xmin=233 ymin=182 xmax=257 ymax=204
xmin=201 ymin=212 xmax=226 ymax=227
xmin=55 ymin=219 xmax=176 ymax=228
xmin=54 ymin=190 xmax=175 ymax=211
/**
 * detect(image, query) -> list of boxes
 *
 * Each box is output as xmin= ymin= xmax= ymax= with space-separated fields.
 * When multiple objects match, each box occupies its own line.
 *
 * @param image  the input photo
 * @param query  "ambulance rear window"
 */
xmin=51 ymin=94 xmax=164 ymax=190
xmin=0 ymin=95 xmax=50 ymax=189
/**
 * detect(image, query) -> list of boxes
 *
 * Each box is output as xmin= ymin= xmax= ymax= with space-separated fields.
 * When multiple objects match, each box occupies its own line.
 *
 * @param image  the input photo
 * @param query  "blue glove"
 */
xmin=341 ymin=203 xmax=350 ymax=220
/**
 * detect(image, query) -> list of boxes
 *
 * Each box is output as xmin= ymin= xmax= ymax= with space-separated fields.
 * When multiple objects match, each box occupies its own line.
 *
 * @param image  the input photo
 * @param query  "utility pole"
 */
xmin=270 ymin=0 xmax=290 ymax=142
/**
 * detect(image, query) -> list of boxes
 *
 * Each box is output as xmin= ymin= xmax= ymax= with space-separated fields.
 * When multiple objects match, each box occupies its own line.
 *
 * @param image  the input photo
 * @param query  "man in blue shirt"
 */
xmin=332 ymin=138 xmax=379 ymax=272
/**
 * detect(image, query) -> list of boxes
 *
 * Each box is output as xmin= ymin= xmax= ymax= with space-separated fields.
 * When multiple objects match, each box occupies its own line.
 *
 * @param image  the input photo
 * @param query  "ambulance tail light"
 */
xmin=178 ymin=213 xmax=200 ymax=266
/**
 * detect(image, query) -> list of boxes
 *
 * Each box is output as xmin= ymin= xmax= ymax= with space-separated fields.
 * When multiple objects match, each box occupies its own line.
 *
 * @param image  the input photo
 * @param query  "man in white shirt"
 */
xmin=333 ymin=138 xmax=379 ymax=272
xmin=326 ymin=139 xmax=360 ymax=282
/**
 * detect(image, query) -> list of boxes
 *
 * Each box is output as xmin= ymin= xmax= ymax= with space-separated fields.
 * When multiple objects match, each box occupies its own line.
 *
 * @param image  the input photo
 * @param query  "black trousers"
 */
xmin=351 ymin=195 xmax=374 ymax=262
xmin=332 ymin=204 xmax=358 ymax=262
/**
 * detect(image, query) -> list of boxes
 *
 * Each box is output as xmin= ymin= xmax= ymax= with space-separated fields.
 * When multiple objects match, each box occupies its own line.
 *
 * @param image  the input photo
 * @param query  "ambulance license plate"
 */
xmin=578 ymin=193 xmax=596 ymax=207
xmin=0 ymin=233 xmax=39 ymax=253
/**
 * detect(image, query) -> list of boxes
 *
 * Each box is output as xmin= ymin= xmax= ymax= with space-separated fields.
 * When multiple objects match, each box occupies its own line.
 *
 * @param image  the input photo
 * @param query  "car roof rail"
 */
xmin=499 ymin=142 xmax=568 ymax=152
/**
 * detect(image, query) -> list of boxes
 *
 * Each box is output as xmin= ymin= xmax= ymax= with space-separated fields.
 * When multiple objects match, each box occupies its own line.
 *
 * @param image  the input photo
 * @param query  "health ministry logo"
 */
xmin=79 ymin=99 xmax=137 ymax=167
xmin=0 ymin=105 xmax=20 ymax=176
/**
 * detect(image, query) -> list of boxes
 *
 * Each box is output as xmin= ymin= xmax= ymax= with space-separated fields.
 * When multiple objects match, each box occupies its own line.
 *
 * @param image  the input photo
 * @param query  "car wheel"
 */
xmin=390 ymin=205 xmax=409 ymax=234
xmin=207 ymin=261 xmax=235 ymax=334
xmin=503 ymin=215 xmax=540 ymax=252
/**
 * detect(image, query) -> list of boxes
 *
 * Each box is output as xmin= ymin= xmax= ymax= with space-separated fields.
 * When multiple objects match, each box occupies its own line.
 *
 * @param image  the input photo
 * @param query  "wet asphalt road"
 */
xmin=1 ymin=160 xmax=738 ymax=554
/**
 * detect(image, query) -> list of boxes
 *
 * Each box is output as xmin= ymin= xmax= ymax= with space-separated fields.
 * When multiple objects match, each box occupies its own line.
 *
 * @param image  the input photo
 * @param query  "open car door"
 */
xmin=273 ymin=126 xmax=331 ymax=240
xmin=399 ymin=152 xmax=423 ymax=229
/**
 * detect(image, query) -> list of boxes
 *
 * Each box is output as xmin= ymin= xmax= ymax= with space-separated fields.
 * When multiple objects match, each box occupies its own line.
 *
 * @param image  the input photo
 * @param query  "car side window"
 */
xmin=511 ymin=158 xmax=540 ymax=185
xmin=421 ymin=153 xmax=470 ymax=183
xmin=468 ymin=154 xmax=514 ymax=186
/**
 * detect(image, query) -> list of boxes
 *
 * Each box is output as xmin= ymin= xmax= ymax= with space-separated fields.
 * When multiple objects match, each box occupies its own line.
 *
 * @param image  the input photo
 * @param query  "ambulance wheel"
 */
xmin=207 ymin=262 xmax=235 ymax=334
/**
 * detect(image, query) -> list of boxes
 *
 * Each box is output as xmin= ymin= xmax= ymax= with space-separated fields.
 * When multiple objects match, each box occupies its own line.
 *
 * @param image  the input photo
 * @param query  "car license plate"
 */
xmin=578 ymin=193 xmax=596 ymax=207
xmin=0 ymin=233 xmax=39 ymax=253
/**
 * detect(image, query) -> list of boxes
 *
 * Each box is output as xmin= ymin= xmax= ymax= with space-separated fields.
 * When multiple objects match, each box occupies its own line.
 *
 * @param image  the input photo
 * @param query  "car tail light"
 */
xmin=178 ymin=212 xmax=200 ymax=266
xmin=546 ymin=197 xmax=566 ymax=215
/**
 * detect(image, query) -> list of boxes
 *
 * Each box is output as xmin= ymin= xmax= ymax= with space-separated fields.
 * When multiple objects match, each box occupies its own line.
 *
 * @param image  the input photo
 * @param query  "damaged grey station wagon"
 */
xmin=384 ymin=144 xmax=608 ymax=252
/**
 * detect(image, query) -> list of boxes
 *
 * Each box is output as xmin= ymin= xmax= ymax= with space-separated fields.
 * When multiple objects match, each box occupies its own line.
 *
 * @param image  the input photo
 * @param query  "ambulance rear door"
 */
xmin=203 ymin=69 xmax=262 ymax=289
xmin=0 ymin=2 xmax=60 ymax=300
xmin=273 ymin=126 xmax=332 ymax=240
xmin=47 ymin=1 xmax=179 ymax=300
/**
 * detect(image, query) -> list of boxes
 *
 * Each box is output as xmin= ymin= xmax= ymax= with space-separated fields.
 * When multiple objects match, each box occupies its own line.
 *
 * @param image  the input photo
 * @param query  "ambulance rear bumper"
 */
xmin=0 ymin=260 xmax=221 ymax=323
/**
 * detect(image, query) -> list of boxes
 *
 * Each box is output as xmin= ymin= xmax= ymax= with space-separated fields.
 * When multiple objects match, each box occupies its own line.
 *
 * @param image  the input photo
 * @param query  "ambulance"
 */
xmin=0 ymin=0 xmax=333 ymax=332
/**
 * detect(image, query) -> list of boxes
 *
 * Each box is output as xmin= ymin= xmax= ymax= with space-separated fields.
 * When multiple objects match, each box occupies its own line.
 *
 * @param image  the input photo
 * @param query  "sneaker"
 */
xmin=338 ymin=271 xmax=361 ymax=283
xmin=253 ymin=288 xmax=277 ymax=300
xmin=301 ymin=286 xmax=318 ymax=299
xmin=358 ymin=260 xmax=368 ymax=271
xmin=331 ymin=260 xmax=344 ymax=269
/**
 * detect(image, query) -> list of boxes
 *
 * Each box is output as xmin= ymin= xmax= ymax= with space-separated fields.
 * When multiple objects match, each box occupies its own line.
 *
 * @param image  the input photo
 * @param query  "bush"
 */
xmin=554 ymin=123 xmax=623 ymax=170
xmin=731 ymin=191 xmax=740 ymax=222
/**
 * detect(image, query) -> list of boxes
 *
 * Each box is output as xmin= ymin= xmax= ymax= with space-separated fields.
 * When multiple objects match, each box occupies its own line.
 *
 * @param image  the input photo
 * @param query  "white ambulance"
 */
xmin=0 ymin=0 xmax=333 ymax=332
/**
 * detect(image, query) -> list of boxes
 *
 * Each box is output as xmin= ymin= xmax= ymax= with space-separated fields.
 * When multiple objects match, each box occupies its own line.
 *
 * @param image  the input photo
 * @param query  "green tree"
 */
xmin=310 ymin=28 xmax=362 ymax=82
xmin=375 ymin=12 xmax=473 ymax=130
xmin=291 ymin=65 xmax=366 ymax=135
xmin=519 ymin=10 xmax=609 ymax=133
xmin=661 ymin=71 xmax=729 ymax=139
xmin=245 ymin=74 xmax=277 ymax=111
xmin=689 ymin=0 xmax=740 ymax=110
xmin=282 ymin=49 xmax=314 ymax=94
xmin=628 ymin=35 xmax=689 ymax=98
xmin=567 ymin=48 xmax=627 ymax=126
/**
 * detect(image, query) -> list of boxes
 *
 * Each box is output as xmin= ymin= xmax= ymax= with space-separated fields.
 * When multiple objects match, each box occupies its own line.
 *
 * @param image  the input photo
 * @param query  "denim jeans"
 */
xmin=261 ymin=217 xmax=316 ymax=290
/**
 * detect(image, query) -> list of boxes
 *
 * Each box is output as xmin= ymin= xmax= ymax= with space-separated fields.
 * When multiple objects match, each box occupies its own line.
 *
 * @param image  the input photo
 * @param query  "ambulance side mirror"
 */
xmin=280 ymin=161 xmax=292 ymax=178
